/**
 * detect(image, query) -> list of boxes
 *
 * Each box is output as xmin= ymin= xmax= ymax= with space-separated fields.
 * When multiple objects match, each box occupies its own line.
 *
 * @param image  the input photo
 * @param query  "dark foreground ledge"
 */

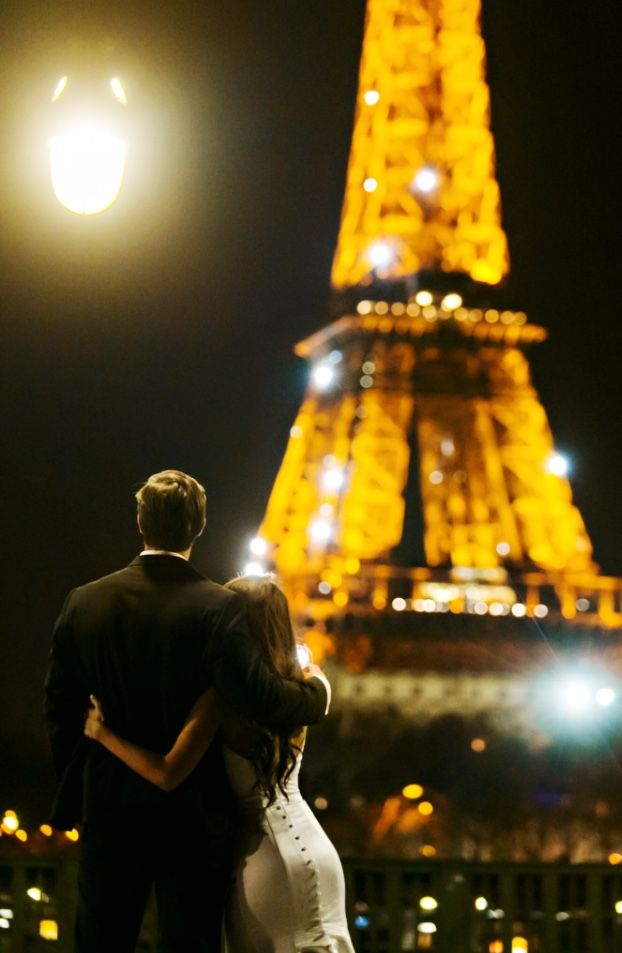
xmin=0 ymin=852 xmax=620 ymax=952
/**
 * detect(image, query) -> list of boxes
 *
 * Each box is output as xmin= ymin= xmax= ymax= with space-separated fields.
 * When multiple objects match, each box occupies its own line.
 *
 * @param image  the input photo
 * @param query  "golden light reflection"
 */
xmin=39 ymin=920 xmax=59 ymax=941
xmin=1 ymin=811 xmax=19 ymax=834
xmin=402 ymin=783 xmax=424 ymax=800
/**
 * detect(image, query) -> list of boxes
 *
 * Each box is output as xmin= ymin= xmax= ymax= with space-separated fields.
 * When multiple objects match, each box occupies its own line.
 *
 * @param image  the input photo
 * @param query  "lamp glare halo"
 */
xmin=49 ymin=128 xmax=127 ymax=215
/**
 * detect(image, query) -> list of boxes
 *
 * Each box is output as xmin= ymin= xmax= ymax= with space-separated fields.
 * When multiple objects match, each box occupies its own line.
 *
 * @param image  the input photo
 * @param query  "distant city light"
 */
xmin=429 ymin=470 xmax=443 ymax=484
xmin=418 ymin=922 xmax=437 ymax=934
xmin=403 ymin=783 xmax=424 ymax=799
xmin=418 ymin=801 xmax=434 ymax=816
xmin=308 ymin=519 xmax=332 ymax=544
xmin=1 ymin=811 xmax=18 ymax=834
xmin=411 ymin=165 xmax=440 ymax=195
xmin=545 ymin=452 xmax=569 ymax=477
xmin=363 ymin=89 xmax=380 ymax=105
xmin=39 ymin=921 xmax=59 ymax=942
xmin=420 ymin=844 xmax=436 ymax=857
xmin=314 ymin=796 xmax=329 ymax=810
xmin=511 ymin=603 xmax=527 ymax=617
xmin=363 ymin=177 xmax=378 ymax=192
xmin=27 ymin=888 xmax=44 ymax=902
xmin=441 ymin=293 xmax=463 ymax=310
xmin=249 ymin=537 xmax=268 ymax=557
xmin=496 ymin=541 xmax=511 ymax=556
xmin=311 ymin=363 xmax=336 ymax=389
xmin=328 ymin=350 xmax=343 ymax=364
xmin=596 ymin=688 xmax=616 ymax=707
xmin=475 ymin=896 xmax=488 ymax=911
xmin=440 ymin=438 xmax=455 ymax=456
xmin=367 ymin=241 xmax=395 ymax=269
xmin=420 ymin=896 xmax=438 ymax=911
xmin=561 ymin=680 xmax=591 ymax=713
xmin=392 ymin=597 xmax=407 ymax=611
xmin=471 ymin=738 xmax=487 ymax=753
xmin=322 ymin=467 xmax=345 ymax=492
xmin=415 ymin=290 xmax=433 ymax=306
xmin=318 ymin=581 xmax=332 ymax=595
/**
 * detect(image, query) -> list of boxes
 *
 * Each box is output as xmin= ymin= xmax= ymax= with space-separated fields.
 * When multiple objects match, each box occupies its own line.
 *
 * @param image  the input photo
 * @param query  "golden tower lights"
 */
xmin=249 ymin=0 xmax=622 ymax=650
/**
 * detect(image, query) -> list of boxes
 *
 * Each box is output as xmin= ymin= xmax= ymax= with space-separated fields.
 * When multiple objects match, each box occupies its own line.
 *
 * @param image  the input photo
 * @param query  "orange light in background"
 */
xmin=39 ymin=920 xmax=59 ymax=941
xmin=39 ymin=824 xmax=53 ymax=837
xmin=1 ymin=811 xmax=19 ymax=834
xmin=402 ymin=784 xmax=424 ymax=800
xmin=420 ymin=844 xmax=436 ymax=858
xmin=489 ymin=942 xmax=504 ymax=953
xmin=609 ymin=852 xmax=622 ymax=865
xmin=15 ymin=830 xmax=28 ymax=843
xmin=471 ymin=737 xmax=487 ymax=753
xmin=418 ymin=801 xmax=434 ymax=816
xmin=65 ymin=829 xmax=80 ymax=842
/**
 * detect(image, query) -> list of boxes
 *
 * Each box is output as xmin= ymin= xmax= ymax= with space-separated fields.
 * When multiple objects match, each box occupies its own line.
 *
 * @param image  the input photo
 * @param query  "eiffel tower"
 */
xmin=246 ymin=0 xmax=622 ymax=726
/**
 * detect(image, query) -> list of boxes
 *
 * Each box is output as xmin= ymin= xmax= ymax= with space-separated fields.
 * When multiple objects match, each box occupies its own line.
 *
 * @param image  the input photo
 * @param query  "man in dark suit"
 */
xmin=45 ymin=469 xmax=329 ymax=952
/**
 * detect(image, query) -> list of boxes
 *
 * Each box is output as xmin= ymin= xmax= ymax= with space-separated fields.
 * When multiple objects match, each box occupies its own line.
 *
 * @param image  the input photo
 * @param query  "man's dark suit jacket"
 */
xmin=44 ymin=554 xmax=328 ymax=831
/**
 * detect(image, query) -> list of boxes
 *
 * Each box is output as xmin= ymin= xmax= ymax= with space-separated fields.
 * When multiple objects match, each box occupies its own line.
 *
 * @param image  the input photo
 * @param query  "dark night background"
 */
xmin=1 ymin=0 xmax=620 ymax=823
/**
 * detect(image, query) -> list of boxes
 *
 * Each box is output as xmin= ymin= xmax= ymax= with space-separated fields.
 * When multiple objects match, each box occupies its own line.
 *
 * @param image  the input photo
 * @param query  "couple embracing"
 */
xmin=45 ymin=470 xmax=354 ymax=952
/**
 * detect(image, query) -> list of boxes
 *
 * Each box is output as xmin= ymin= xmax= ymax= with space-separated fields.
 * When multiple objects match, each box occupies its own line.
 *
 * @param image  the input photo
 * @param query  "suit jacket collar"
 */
xmin=129 ymin=553 xmax=205 ymax=580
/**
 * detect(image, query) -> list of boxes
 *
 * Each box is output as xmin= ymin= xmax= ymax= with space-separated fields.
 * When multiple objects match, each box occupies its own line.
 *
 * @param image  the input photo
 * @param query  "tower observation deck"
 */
xmin=249 ymin=0 xmax=622 ymax=701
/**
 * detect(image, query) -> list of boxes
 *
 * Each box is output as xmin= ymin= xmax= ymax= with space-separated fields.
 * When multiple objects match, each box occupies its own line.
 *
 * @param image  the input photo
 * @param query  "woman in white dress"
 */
xmin=84 ymin=576 xmax=354 ymax=953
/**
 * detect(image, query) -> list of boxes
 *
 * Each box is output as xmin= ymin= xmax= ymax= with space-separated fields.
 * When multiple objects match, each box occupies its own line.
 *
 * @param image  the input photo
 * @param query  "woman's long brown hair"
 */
xmin=225 ymin=576 xmax=304 ymax=803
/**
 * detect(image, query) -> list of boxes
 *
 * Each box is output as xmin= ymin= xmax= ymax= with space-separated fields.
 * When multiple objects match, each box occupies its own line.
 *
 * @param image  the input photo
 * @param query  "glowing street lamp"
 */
xmin=48 ymin=74 xmax=129 ymax=215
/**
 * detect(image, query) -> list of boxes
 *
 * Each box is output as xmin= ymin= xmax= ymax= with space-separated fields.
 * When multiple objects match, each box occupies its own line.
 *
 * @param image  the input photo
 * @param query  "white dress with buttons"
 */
xmin=223 ymin=746 xmax=355 ymax=953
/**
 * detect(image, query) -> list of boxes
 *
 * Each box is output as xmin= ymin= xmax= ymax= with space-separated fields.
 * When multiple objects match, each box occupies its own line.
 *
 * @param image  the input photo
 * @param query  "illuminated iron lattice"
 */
xmin=253 ymin=0 xmax=622 ymax=639
xmin=331 ymin=0 xmax=509 ymax=288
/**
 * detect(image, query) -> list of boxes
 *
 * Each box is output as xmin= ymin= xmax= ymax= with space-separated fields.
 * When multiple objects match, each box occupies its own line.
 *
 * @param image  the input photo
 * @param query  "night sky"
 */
xmin=1 ymin=0 xmax=621 ymax=821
